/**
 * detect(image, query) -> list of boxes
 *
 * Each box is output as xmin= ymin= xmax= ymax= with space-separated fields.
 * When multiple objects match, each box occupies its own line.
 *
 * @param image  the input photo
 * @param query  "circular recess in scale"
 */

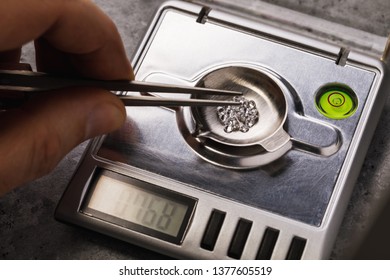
xmin=315 ymin=85 xmax=358 ymax=119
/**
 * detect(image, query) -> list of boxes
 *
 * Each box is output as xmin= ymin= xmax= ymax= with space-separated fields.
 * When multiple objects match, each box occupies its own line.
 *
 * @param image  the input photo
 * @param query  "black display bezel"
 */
xmin=81 ymin=169 xmax=197 ymax=244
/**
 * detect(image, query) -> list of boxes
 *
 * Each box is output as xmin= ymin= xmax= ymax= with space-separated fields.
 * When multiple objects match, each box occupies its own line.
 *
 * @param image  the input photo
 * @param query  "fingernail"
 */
xmin=85 ymin=102 xmax=125 ymax=139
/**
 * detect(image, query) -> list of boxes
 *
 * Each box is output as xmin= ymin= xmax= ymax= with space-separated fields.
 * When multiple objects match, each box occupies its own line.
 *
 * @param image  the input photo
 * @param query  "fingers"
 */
xmin=0 ymin=0 xmax=133 ymax=80
xmin=37 ymin=0 xmax=133 ymax=80
xmin=0 ymin=88 xmax=126 ymax=195
xmin=0 ymin=49 xmax=22 ymax=64
xmin=0 ymin=0 xmax=134 ymax=195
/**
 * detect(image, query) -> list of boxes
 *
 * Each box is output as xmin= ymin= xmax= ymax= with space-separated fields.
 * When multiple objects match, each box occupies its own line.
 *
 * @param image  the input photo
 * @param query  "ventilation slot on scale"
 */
xmin=256 ymin=227 xmax=280 ymax=260
xmin=228 ymin=219 xmax=253 ymax=259
xmin=286 ymin=236 xmax=307 ymax=260
xmin=200 ymin=210 xmax=226 ymax=251
xmin=200 ymin=209 xmax=307 ymax=259
xmin=256 ymin=229 xmax=307 ymax=260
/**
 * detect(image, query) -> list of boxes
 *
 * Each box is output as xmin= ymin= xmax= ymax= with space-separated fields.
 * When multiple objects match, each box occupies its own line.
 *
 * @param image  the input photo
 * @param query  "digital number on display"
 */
xmin=82 ymin=170 xmax=196 ymax=244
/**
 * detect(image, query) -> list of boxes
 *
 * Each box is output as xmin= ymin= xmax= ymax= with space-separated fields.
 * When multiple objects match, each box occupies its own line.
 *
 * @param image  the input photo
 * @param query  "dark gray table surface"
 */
xmin=1 ymin=0 xmax=389 ymax=259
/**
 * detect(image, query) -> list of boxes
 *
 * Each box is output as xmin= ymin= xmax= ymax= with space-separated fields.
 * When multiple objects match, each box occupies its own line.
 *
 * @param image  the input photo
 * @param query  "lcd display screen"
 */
xmin=82 ymin=170 xmax=196 ymax=243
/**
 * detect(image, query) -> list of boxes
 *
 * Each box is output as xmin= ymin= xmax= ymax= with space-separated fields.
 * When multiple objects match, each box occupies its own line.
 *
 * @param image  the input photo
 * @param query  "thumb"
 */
xmin=0 ymin=88 xmax=126 ymax=195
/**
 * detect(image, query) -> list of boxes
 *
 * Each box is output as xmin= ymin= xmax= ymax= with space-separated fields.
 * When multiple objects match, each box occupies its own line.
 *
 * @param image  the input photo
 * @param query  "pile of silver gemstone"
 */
xmin=217 ymin=96 xmax=259 ymax=133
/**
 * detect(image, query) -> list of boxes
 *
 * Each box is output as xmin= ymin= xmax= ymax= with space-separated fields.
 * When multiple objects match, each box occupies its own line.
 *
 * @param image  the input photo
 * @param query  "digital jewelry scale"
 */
xmin=55 ymin=0 xmax=390 ymax=259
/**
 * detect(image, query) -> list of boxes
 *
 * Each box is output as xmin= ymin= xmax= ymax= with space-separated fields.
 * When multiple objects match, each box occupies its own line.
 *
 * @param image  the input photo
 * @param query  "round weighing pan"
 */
xmin=190 ymin=66 xmax=291 ymax=152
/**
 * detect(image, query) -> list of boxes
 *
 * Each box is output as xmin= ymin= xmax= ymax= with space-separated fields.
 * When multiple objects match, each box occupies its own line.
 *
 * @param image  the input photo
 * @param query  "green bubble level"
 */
xmin=315 ymin=86 xmax=357 ymax=119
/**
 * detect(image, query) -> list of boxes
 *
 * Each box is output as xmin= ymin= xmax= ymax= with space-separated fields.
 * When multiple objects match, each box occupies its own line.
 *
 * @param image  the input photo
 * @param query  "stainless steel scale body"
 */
xmin=55 ymin=1 xmax=390 ymax=259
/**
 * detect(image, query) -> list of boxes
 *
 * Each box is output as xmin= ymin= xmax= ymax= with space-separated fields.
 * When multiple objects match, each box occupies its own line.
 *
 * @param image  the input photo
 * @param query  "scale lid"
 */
xmin=187 ymin=0 xmax=389 ymax=61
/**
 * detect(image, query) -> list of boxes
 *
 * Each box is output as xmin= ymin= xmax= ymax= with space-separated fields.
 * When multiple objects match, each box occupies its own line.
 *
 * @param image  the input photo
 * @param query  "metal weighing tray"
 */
xmin=55 ymin=1 xmax=390 ymax=259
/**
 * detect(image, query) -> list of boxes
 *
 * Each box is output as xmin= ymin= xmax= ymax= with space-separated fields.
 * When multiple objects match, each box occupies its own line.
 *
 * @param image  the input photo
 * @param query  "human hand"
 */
xmin=0 ymin=0 xmax=133 ymax=195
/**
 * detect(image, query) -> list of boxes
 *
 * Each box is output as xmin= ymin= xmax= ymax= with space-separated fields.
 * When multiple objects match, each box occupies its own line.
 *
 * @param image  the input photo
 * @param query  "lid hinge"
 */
xmin=335 ymin=47 xmax=350 ymax=66
xmin=381 ymin=35 xmax=390 ymax=64
xmin=196 ymin=6 xmax=211 ymax=24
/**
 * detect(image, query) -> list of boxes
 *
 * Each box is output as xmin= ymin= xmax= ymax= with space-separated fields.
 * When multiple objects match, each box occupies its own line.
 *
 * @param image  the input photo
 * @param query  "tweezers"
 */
xmin=0 ymin=69 xmax=241 ymax=108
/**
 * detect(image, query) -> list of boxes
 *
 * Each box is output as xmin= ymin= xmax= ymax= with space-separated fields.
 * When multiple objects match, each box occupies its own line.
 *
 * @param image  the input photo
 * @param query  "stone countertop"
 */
xmin=0 ymin=0 xmax=389 ymax=259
